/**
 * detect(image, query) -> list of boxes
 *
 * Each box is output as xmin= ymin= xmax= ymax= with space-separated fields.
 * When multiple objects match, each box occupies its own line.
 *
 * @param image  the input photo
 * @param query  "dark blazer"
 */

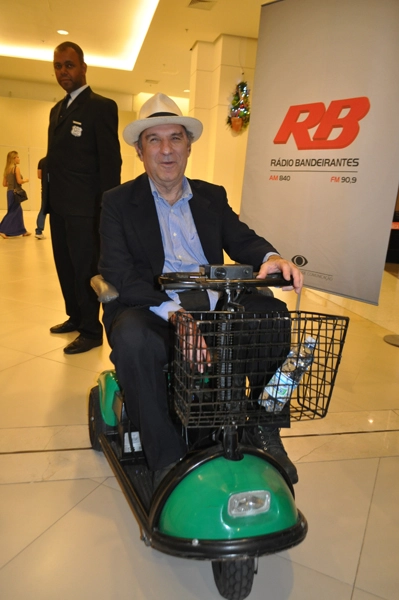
xmin=99 ymin=173 xmax=278 ymax=330
xmin=46 ymin=86 xmax=122 ymax=217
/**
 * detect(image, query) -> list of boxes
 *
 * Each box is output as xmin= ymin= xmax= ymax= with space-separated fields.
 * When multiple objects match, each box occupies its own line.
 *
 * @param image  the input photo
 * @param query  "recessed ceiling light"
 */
xmin=0 ymin=0 xmax=160 ymax=71
xmin=57 ymin=30 xmax=69 ymax=35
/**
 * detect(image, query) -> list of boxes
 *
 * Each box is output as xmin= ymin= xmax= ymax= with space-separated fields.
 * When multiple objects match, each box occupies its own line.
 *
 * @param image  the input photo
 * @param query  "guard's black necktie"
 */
xmin=58 ymin=94 xmax=71 ymax=120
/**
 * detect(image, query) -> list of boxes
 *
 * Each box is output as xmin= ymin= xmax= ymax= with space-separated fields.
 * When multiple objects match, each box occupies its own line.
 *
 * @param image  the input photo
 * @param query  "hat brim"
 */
xmin=123 ymin=116 xmax=203 ymax=146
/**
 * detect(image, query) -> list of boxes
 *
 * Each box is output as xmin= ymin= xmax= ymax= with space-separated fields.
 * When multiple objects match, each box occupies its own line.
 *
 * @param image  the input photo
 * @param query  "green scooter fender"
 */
xmin=98 ymin=370 xmax=120 ymax=427
xmin=159 ymin=454 xmax=298 ymax=540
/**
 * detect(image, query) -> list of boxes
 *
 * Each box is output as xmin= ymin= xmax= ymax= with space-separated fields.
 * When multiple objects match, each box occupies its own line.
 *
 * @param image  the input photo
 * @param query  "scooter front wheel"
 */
xmin=212 ymin=558 xmax=255 ymax=600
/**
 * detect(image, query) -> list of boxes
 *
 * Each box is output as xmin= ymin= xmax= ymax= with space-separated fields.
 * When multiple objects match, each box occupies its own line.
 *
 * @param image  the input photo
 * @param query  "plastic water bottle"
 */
xmin=259 ymin=336 xmax=317 ymax=412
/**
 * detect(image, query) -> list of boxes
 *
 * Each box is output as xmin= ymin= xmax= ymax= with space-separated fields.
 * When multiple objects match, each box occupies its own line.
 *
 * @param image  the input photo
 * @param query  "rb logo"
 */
xmin=273 ymin=97 xmax=370 ymax=150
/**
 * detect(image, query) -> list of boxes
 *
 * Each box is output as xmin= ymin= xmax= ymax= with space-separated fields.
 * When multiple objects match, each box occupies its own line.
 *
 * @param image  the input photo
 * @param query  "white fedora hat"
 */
xmin=123 ymin=93 xmax=203 ymax=146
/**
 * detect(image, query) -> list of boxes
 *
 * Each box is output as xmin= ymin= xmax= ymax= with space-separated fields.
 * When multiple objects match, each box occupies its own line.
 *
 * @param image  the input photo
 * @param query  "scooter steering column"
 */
xmin=223 ymin=426 xmax=243 ymax=461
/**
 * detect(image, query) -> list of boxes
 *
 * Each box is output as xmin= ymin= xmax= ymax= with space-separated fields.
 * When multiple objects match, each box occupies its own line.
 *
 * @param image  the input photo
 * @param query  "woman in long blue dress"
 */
xmin=0 ymin=150 xmax=31 ymax=238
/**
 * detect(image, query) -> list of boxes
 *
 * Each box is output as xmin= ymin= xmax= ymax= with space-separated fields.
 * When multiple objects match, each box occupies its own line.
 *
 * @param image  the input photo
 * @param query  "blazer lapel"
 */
xmin=55 ymin=100 xmax=64 ymax=123
xmin=54 ymin=86 xmax=91 ymax=130
xmin=189 ymin=185 xmax=222 ymax=264
xmin=128 ymin=174 xmax=165 ymax=275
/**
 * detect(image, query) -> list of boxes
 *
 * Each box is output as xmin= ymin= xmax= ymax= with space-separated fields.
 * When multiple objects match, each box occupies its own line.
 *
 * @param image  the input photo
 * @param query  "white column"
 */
xmin=189 ymin=35 xmax=257 ymax=215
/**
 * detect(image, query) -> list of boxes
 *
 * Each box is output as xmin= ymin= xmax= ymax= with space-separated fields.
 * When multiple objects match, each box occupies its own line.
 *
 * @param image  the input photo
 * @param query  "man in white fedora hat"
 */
xmin=98 ymin=93 xmax=303 ymax=489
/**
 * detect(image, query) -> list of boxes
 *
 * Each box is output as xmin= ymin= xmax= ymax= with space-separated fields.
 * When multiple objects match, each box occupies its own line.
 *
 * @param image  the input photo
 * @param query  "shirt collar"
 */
xmin=149 ymin=176 xmax=193 ymax=205
xmin=69 ymin=84 xmax=89 ymax=103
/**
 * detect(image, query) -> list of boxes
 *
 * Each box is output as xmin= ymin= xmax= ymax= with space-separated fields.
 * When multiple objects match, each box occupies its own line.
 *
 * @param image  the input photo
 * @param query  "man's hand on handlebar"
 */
xmin=170 ymin=309 xmax=211 ymax=373
xmin=256 ymin=256 xmax=304 ymax=294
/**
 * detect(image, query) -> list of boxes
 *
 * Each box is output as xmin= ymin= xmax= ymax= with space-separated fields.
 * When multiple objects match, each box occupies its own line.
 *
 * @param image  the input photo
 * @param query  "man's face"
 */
xmin=136 ymin=124 xmax=191 ymax=191
xmin=53 ymin=47 xmax=87 ymax=93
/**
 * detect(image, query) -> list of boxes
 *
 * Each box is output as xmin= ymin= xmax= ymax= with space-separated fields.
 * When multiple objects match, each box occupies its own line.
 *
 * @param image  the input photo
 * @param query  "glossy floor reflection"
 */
xmin=0 ymin=211 xmax=398 ymax=600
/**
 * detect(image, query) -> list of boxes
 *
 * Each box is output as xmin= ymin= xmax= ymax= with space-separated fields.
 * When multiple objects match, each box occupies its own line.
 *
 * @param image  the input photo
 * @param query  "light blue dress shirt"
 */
xmin=149 ymin=177 xmax=219 ymax=320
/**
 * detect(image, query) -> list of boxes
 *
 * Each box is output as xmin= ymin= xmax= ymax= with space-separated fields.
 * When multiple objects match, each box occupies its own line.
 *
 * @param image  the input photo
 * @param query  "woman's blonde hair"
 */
xmin=3 ymin=150 xmax=18 ymax=178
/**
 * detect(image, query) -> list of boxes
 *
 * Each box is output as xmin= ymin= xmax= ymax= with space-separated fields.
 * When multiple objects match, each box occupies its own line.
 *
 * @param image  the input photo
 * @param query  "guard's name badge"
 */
xmin=71 ymin=121 xmax=82 ymax=137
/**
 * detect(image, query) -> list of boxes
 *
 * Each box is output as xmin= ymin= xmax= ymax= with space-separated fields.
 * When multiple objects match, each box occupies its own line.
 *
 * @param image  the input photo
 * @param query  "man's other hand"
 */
xmin=256 ymin=256 xmax=304 ymax=294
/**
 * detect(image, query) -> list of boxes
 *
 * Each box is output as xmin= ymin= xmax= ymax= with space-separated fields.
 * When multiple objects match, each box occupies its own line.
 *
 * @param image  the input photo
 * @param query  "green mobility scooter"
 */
xmin=89 ymin=265 xmax=349 ymax=600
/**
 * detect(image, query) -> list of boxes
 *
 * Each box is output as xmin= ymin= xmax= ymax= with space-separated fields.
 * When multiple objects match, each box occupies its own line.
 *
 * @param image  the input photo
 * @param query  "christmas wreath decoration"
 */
xmin=227 ymin=81 xmax=251 ymax=132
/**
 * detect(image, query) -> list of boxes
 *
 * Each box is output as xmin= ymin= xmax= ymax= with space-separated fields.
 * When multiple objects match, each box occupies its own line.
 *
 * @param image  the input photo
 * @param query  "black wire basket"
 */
xmin=173 ymin=311 xmax=349 ymax=428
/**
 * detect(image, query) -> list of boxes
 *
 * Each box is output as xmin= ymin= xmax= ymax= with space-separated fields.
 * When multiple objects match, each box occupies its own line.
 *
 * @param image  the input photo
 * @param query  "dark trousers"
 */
xmin=50 ymin=211 xmax=102 ymax=340
xmin=109 ymin=308 xmax=187 ymax=471
xmin=35 ymin=207 xmax=46 ymax=235
xmin=107 ymin=290 xmax=290 ymax=471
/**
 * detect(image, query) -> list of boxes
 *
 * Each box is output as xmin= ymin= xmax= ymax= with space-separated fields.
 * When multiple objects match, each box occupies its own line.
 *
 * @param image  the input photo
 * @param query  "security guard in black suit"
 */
xmin=46 ymin=41 xmax=122 ymax=354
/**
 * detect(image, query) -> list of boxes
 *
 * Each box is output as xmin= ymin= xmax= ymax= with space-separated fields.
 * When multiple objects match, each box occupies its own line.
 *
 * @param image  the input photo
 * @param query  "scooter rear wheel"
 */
xmin=212 ymin=558 xmax=255 ymax=600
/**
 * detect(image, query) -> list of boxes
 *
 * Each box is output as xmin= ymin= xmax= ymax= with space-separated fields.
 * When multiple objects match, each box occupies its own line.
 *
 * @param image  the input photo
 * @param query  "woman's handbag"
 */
xmin=14 ymin=188 xmax=28 ymax=202
xmin=13 ymin=168 xmax=28 ymax=202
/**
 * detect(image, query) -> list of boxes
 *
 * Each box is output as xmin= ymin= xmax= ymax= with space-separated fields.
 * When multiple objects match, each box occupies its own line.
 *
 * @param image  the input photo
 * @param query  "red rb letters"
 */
xmin=274 ymin=97 xmax=370 ymax=150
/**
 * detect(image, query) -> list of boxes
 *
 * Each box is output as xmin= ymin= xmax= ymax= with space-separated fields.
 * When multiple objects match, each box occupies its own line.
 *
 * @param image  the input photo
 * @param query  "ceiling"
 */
xmin=0 ymin=0 xmax=272 ymax=100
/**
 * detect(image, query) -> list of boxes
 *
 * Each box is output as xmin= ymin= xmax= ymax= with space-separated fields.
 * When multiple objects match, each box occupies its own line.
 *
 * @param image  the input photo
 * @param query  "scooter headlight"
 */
xmin=228 ymin=490 xmax=271 ymax=517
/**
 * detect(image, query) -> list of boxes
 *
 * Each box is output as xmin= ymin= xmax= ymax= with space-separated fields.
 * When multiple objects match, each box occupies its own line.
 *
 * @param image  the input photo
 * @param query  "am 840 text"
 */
xmin=269 ymin=175 xmax=291 ymax=181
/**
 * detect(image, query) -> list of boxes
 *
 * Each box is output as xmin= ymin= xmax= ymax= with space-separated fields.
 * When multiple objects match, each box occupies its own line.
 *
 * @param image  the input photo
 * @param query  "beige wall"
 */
xmin=0 ymin=97 xmax=50 ymax=211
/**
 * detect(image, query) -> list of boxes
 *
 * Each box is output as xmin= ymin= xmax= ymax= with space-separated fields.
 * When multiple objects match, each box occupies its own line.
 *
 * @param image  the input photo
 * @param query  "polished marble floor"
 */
xmin=0 ymin=211 xmax=398 ymax=600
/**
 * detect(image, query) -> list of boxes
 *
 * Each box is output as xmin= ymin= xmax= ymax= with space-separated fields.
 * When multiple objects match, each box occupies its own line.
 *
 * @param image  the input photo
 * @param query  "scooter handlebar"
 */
xmin=159 ymin=268 xmax=292 ymax=291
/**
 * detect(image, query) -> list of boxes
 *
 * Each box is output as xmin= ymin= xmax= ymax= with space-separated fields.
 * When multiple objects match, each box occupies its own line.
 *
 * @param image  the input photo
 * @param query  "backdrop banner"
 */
xmin=240 ymin=0 xmax=399 ymax=304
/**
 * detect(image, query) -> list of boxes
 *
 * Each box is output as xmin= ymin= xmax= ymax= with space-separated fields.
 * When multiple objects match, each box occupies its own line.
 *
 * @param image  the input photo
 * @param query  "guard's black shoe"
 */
xmin=242 ymin=426 xmax=298 ymax=484
xmin=63 ymin=335 xmax=102 ymax=354
xmin=50 ymin=320 xmax=77 ymax=334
